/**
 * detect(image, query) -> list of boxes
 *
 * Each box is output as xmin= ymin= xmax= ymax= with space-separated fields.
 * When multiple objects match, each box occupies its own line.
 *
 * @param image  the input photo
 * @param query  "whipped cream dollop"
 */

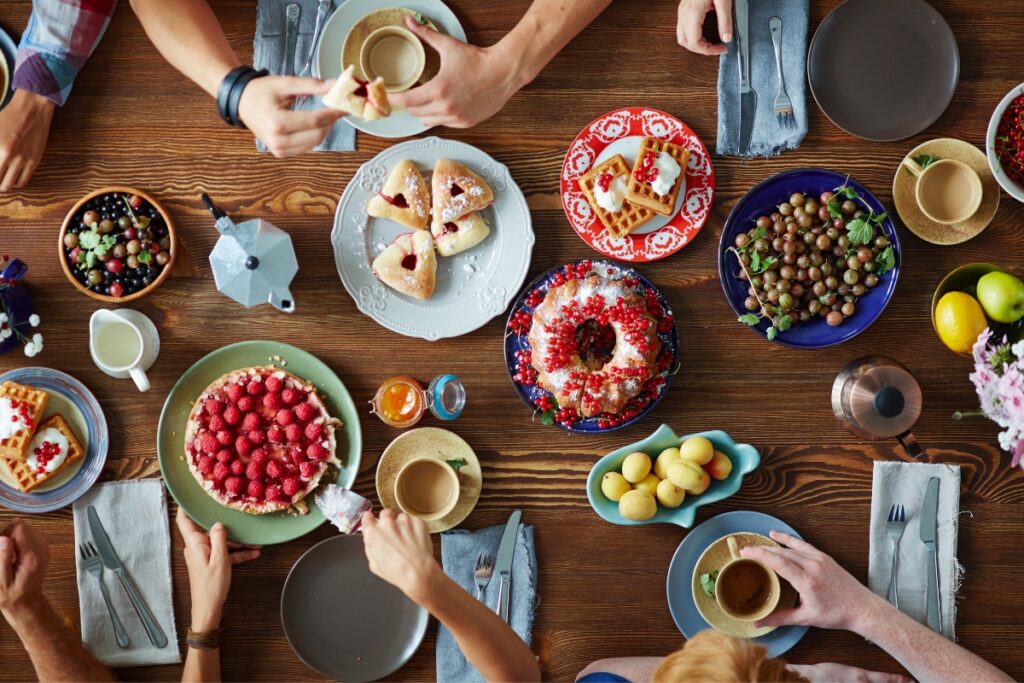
xmin=27 ymin=427 xmax=70 ymax=476
xmin=650 ymin=153 xmax=681 ymax=196
xmin=594 ymin=173 xmax=627 ymax=213
xmin=0 ymin=400 xmax=29 ymax=439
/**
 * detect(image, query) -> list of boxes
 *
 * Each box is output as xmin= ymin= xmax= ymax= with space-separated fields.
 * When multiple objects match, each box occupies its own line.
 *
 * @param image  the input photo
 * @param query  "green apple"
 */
xmin=977 ymin=271 xmax=1024 ymax=323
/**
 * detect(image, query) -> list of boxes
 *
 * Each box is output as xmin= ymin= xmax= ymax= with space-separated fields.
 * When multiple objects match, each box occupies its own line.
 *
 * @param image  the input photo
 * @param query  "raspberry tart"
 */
xmin=184 ymin=367 xmax=341 ymax=515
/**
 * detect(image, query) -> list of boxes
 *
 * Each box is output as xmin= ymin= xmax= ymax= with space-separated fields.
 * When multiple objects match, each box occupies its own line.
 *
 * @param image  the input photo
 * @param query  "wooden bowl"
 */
xmin=931 ymin=263 xmax=1024 ymax=355
xmin=58 ymin=186 xmax=177 ymax=303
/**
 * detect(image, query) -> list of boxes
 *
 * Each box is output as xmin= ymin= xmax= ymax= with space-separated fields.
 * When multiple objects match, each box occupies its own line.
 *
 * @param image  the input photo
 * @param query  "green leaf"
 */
xmin=138 ymin=250 xmax=153 ymax=264
xmin=827 ymin=199 xmax=842 ymax=220
xmin=767 ymin=326 xmax=778 ymax=341
xmin=777 ymin=315 xmax=793 ymax=332
xmin=738 ymin=313 xmax=761 ymax=326
xmin=871 ymin=212 xmax=887 ymax=224
xmin=85 ymin=251 xmax=96 ymax=268
xmin=750 ymin=226 xmax=767 ymax=241
xmin=101 ymin=234 xmax=117 ymax=248
xmin=540 ymin=410 xmax=555 ymax=426
xmin=413 ymin=11 xmax=427 ymax=24
xmin=846 ymin=217 xmax=874 ymax=245
xmin=841 ymin=186 xmax=858 ymax=200
xmin=914 ymin=154 xmax=936 ymax=169
xmin=875 ymin=245 xmax=896 ymax=275
xmin=94 ymin=244 xmax=108 ymax=258
xmin=79 ymin=231 xmax=100 ymax=250
xmin=750 ymin=250 xmax=761 ymax=272
xmin=446 ymin=458 xmax=467 ymax=471
xmin=700 ymin=570 xmax=719 ymax=598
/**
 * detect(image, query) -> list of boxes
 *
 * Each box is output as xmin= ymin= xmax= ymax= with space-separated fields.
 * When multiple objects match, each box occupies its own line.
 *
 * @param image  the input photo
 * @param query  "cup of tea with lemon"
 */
xmin=932 ymin=264 xmax=1024 ymax=355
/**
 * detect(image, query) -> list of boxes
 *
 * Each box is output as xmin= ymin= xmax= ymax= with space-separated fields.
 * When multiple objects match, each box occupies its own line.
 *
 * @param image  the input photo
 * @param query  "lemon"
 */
xmin=935 ymin=292 xmax=988 ymax=354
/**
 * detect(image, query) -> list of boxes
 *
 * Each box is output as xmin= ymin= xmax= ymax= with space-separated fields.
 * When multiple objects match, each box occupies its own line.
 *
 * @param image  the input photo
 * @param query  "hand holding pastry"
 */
xmin=236 ymin=77 xmax=345 ymax=158
xmin=0 ymin=90 xmax=56 ymax=192
xmin=676 ymin=0 xmax=733 ymax=56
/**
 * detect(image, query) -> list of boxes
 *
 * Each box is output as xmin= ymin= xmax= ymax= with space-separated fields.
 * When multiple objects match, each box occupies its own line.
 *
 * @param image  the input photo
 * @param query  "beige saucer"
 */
xmin=375 ymin=427 xmax=481 ymax=533
xmin=893 ymin=137 xmax=1001 ymax=245
xmin=343 ymin=7 xmax=441 ymax=85
xmin=691 ymin=532 xmax=798 ymax=638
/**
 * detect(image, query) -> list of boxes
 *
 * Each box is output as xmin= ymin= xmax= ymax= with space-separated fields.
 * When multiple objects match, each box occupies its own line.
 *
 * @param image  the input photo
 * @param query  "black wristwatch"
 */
xmin=216 ymin=66 xmax=269 ymax=129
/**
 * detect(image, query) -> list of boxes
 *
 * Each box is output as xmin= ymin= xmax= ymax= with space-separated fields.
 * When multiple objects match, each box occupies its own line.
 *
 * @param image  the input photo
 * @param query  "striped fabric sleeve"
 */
xmin=12 ymin=0 xmax=118 ymax=106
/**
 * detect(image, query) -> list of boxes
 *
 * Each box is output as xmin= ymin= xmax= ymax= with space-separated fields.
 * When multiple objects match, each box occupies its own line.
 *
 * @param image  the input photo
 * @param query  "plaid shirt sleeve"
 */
xmin=12 ymin=0 xmax=118 ymax=106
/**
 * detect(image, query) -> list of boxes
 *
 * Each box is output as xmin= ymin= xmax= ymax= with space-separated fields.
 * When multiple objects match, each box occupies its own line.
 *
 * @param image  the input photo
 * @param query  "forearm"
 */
xmin=854 ymin=593 xmax=1012 ymax=682
xmin=497 ymin=0 xmax=612 ymax=88
xmin=182 ymin=605 xmax=222 ymax=682
xmin=2 ymin=597 xmax=113 ymax=682
xmin=128 ymin=0 xmax=239 ymax=97
xmin=415 ymin=571 xmax=539 ymax=682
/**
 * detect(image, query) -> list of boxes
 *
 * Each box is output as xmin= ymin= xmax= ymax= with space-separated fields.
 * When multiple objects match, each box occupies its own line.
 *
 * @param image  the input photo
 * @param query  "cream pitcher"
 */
xmin=89 ymin=309 xmax=160 ymax=392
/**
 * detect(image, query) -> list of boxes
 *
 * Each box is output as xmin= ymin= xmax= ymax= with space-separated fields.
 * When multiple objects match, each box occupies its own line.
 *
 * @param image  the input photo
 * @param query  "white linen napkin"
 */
xmin=72 ymin=480 xmax=180 ymax=667
xmin=868 ymin=461 xmax=961 ymax=639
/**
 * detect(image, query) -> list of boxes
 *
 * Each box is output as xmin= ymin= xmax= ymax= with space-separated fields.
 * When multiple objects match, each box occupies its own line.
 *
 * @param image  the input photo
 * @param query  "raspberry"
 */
xmin=275 ymin=409 xmax=295 ymax=426
xmin=237 ymin=395 xmax=255 ymax=413
xmin=304 ymin=422 xmax=322 ymax=441
xmin=306 ymin=443 xmax=328 ymax=462
xmin=235 ymin=436 xmax=252 ymax=458
xmin=282 ymin=477 xmax=301 ymax=497
xmin=268 ymin=425 xmax=285 ymax=444
xmin=241 ymin=413 xmax=261 ymax=432
xmin=247 ymin=480 xmax=264 ymax=500
xmin=285 ymin=424 xmax=302 ymax=443
xmin=289 ymin=447 xmax=306 ymax=463
xmin=216 ymin=448 xmax=233 ymax=463
xmin=204 ymin=399 xmax=225 ymax=416
xmin=263 ymin=392 xmax=281 ymax=410
xmin=266 ymin=460 xmax=283 ymax=479
xmin=294 ymin=402 xmax=316 ymax=422
xmin=225 ymin=476 xmax=243 ymax=496
xmin=216 ymin=430 xmax=233 ymax=446
xmin=227 ymin=384 xmax=245 ymax=402
xmin=282 ymin=388 xmax=300 ymax=405
xmin=213 ymin=462 xmax=230 ymax=481
xmin=246 ymin=461 xmax=264 ymax=481
xmin=299 ymin=461 xmax=317 ymax=479
xmin=251 ymin=448 xmax=268 ymax=466
xmin=197 ymin=455 xmax=214 ymax=475
xmin=265 ymin=376 xmax=283 ymax=393
xmin=208 ymin=415 xmax=226 ymax=432
xmin=223 ymin=406 xmax=241 ymax=426
xmin=265 ymin=485 xmax=284 ymax=502
xmin=201 ymin=433 xmax=219 ymax=454
xmin=230 ymin=459 xmax=245 ymax=475
xmin=246 ymin=380 xmax=264 ymax=396
xmin=247 ymin=430 xmax=267 ymax=445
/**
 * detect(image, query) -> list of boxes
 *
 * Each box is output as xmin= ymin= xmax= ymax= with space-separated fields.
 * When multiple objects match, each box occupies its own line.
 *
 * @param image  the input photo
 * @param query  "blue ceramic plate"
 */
xmin=587 ymin=424 xmax=760 ymax=527
xmin=0 ymin=25 xmax=16 ymax=110
xmin=718 ymin=169 xmax=900 ymax=348
xmin=0 ymin=368 xmax=108 ymax=513
xmin=666 ymin=510 xmax=808 ymax=658
xmin=504 ymin=260 xmax=679 ymax=433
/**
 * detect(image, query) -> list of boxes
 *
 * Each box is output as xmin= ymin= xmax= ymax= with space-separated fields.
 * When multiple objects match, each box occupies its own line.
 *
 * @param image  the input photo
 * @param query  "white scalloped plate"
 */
xmin=332 ymin=137 xmax=535 ymax=340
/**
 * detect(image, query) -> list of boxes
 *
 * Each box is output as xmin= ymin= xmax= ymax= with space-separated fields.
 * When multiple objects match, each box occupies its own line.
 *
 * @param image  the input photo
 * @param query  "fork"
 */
xmin=294 ymin=0 xmax=333 ymax=108
xmin=886 ymin=504 xmax=907 ymax=608
xmin=80 ymin=543 xmax=130 ymax=649
xmin=474 ymin=552 xmax=494 ymax=602
xmin=768 ymin=16 xmax=795 ymax=129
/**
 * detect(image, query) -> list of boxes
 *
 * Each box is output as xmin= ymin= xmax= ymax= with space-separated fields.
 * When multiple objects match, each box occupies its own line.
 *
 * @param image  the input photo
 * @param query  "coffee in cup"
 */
xmin=394 ymin=456 xmax=460 ymax=522
xmin=714 ymin=535 xmax=781 ymax=622
xmin=901 ymin=157 xmax=983 ymax=225
xmin=359 ymin=25 xmax=426 ymax=93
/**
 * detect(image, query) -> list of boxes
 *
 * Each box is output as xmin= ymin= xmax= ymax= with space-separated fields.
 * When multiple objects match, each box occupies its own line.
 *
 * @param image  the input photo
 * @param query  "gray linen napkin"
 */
xmin=868 ymin=461 xmax=961 ymax=639
xmin=73 ymin=480 xmax=180 ymax=667
xmin=254 ymin=0 xmax=356 ymax=152
xmin=438 ymin=524 xmax=537 ymax=682
xmin=716 ymin=0 xmax=808 ymax=156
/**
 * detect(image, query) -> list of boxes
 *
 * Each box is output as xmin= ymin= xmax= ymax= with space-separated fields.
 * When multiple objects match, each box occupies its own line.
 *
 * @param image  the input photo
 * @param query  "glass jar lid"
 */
xmin=426 ymin=374 xmax=465 ymax=421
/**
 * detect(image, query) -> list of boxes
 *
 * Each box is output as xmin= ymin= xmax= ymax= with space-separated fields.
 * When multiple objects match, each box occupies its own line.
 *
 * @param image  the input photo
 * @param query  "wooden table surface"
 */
xmin=2 ymin=0 xmax=1024 ymax=680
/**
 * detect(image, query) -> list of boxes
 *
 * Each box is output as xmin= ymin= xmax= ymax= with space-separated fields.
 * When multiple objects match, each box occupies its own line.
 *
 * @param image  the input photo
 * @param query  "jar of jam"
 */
xmin=371 ymin=374 xmax=466 ymax=428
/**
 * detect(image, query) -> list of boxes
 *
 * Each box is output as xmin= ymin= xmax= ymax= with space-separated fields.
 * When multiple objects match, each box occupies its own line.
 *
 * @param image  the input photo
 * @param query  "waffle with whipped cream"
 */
xmin=1 ymin=413 xmax=85 ymax=493
xmin=580 ymin=154 xmax=655 ymax=238
xmin=625 ymin=136 xmax=689 ymax=216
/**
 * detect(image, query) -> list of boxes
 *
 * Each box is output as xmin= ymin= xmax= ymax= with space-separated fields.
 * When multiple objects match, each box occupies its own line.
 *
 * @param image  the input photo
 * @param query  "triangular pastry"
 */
xmin=366 ymin=160 xmax=431 ymax=230
xmin=371 ymin=231 xmax=437 ymax=300
xmin=323 ymin=65 xmax=391 ymax=121
xmin=431 ymin=159 xmax=493 ymax=226
xmin=431 ymin=212 xmax=491 ymax=257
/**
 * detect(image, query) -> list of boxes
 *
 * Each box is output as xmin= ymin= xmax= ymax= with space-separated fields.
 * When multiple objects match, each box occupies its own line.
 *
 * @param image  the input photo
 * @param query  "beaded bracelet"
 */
xmin=186 ymin=626 xmax=223 ymax=650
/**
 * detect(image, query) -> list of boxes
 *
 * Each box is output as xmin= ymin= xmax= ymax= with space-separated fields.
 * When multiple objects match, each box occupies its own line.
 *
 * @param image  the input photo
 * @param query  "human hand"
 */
xmin=676 ymin=0 xmax=733 ymax=56
xmin=389 ymin=17 xmax=523 ymax=128
xmin=361 ymin=509 xmax=440 ymax=602
xmin=237 ymin=76 xmax=345 ymax=158
xmin=0 ymin=90 xmax=56 ymax=191
xmin=788 ymin=662 xmax=911 ymax=683
xmin=175 ymin=507 xmax=260 ymax=631
xmin=740 ymin=530 xmax=880 ymax=632
xmin=0 ymin=518 xmax=49 ymax=617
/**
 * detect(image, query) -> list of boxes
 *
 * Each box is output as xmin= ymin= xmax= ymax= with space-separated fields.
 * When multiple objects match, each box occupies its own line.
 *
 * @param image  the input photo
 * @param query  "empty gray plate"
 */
xmin=808 ymin=0 xmax=959 ymax=141
xmin=281 ymin=535 xmax=429 ymax=682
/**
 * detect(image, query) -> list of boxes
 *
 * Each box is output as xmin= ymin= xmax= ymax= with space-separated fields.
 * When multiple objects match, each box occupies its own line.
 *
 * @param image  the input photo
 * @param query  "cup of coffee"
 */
xmin=394 ymin=457 xmax=460 ymax=522
xmin=359 ymin=25 xmax=426 ymax=93
xmin=901 ymin=156 xmax=983 ymax=225
xmin=714 ymin=535 xmax=781 ymax=622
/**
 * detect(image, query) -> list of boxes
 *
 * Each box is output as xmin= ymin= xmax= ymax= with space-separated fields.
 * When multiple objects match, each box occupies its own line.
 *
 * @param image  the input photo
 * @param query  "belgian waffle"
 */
xmin=0 ymin=382 xmax=49 ymax=461
xmin=579 ymin=154 xmax=655 ymax=238
xmin=625 ymin=136 xmax=690 ymax=216
xmin=2 ymin=414 xmax=85 ymax=493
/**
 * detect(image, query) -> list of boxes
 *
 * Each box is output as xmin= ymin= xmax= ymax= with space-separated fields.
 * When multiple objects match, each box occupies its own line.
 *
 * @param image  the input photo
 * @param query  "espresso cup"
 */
xmin=901 ymin=157 xmax=983 ymax=225
xmin=359 ymin=25 xmax=426 ymax=93
xmin=714 ymin=536 xmax=781 ymax=622
xmin=394 ymin=457 xmax=460 ymax=522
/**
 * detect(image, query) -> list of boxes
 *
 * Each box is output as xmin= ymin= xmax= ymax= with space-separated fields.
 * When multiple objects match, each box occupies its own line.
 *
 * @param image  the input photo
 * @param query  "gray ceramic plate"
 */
xmin=808 ymin=0 xmax=959 ymax=141
xmin=281 ymin=535 xmax=428 ymax=682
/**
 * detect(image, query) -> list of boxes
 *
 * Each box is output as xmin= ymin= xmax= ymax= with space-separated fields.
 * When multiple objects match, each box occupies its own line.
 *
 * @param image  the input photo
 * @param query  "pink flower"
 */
xmin=973 ymin=327 xmax=994 ymax=364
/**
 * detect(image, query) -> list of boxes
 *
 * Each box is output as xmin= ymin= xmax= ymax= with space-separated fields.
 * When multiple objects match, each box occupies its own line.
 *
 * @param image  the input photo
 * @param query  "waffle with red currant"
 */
xmin=2 ymin=413 xmax=85 ymax=493
xmin=0 ymin=382 xmax=49 ymax=461
xmin=625 ymin=136 xmax=689 ymax=216
xmin=183 ymin=367 xmax=341 ymax=515
xmin=579 ymin=155 xmax=655 ymax=238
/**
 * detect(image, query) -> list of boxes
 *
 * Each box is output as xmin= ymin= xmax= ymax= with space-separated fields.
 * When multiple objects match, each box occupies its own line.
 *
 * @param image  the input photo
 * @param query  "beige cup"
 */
xmin=714 ymin=536 xmax=781 ymax=622
xmin=902 ymin=157 xmax=983 ymax=225
xmin=394 ymin=457 xmax=460 ymax=522
xmin=359 ymin=26 xmax=426 ymax=93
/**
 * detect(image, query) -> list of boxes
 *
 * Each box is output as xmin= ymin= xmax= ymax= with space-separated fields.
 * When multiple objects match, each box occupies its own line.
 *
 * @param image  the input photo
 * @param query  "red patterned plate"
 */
xmin=561 ymin=107 xmax=715 ymax=262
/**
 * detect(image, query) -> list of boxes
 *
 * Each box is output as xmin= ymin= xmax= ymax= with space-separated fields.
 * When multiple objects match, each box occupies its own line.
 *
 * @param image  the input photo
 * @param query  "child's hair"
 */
xmin=652 ymin=630 xmax=807 ymax=682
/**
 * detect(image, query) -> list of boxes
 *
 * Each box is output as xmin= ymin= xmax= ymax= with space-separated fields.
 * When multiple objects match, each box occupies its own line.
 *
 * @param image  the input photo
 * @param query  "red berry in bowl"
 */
xmin=129 ymin=194 xmax=143 ymax=209
xmin=124 ymin=227 xmax=138 ymax=241
xmin=108 ymin=282 xmax=124 ymax=298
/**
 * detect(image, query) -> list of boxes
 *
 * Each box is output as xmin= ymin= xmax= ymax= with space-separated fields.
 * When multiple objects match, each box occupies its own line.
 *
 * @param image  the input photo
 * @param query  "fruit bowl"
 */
xmin=59 ymin=187 xmax=177 ymax=303
xmin=986 ymin=82 xmax=1024 ymax=204
xmin=586 ymin=424 xmax=760 ymax=528
xmin=932 ymin=263 xmax=1024 ymax=355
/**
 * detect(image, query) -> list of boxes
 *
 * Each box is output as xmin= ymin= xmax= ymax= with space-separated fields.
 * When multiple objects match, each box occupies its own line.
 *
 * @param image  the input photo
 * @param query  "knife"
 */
xmin=735 ymin=0 xmax=756 ymax=155
xmin=493 ymin=510 xmax=522 ymax=623
xmin=283 ymin=4 xmax=301 ymax=78
xmin=919 ymin=477 xmax=942 ymax=635
xmin=87 ymin=506 xmax=169 ymax=649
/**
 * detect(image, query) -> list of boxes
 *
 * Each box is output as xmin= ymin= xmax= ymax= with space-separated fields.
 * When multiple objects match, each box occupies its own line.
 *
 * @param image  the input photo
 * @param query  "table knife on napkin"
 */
xmin=88 ymin=506 xmax=169 ymax=648
xmin=282 ymin=4 xmax=301 ymax=77
xmin=919 ymin=476 xmax=942 ymax=634
xmin=735 ymin=0 xmax=756 ymax=154
xmin=494 ymin=510 xmax=522 ymax=623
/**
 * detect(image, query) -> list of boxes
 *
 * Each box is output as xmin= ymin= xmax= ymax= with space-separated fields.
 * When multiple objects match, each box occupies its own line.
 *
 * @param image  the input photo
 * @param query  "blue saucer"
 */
xmin=0 ymin=25 xmax=17 ymax=110
xmin=666 ymin=510 xmax=809 ymax=658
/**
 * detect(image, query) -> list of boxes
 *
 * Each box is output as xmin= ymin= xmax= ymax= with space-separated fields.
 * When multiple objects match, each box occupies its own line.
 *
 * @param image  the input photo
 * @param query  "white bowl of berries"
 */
xmin=986 ymin=82 xmax=1024 ymax=204
xmin=59 ymin=187 xmax=177 ymax=302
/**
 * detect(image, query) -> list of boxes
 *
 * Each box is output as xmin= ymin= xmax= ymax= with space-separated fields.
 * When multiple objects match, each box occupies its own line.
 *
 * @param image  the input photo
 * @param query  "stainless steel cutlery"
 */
xmin=298 ymin=0 xmax=333 ymax=79
xmin=474 ymin=552 xmax=494 ymax=601
xmin=493 ymin=510 xmax=522 ymax=623
xmin=80 ymin=542 xmax=130 ymax=649
xmin=769 ymin=16 xmax=795 ymax=128
xmin=920 ymin=477 xmax=942 ymax=635
xmin=283 ymin=4 xmax=301 ymax=78
xmin=735 ymin=0 xmax=756 ymax=154
xmin=885 ymin=503 xmax=907 ymax=608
